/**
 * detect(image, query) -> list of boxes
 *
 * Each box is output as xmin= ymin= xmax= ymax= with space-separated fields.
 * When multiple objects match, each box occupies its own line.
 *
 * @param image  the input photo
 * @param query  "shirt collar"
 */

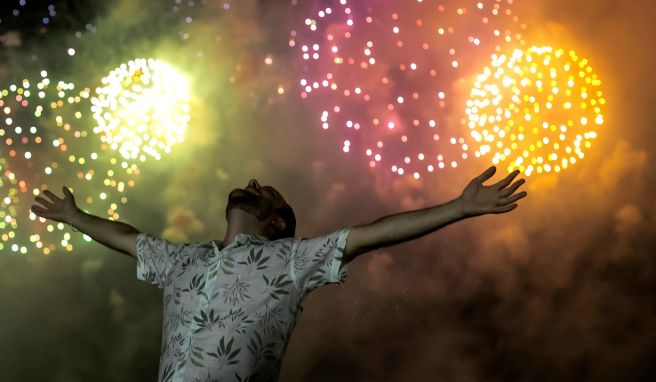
xmin=214 ymin=233 xmax=269 ymax=251
xmin=235 ymin=233 xmax=269 ymax=244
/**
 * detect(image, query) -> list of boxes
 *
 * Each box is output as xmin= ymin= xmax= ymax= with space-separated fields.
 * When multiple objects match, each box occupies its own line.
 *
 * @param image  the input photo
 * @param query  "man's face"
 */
xmin=226 ymin=179 xmax=287 ymax=221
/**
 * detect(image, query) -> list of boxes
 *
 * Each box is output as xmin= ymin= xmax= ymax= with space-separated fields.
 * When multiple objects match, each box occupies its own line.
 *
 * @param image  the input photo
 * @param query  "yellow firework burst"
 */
xmin=91 ymin=58 xmax=190 ymax=162
xmin=466 ymin=46 xmax=604 ymax=176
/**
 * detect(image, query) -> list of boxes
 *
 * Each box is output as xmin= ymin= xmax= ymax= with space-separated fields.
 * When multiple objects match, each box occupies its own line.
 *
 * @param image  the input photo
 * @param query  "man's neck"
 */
xmin=222 ymin=210 xmax=269 ymax=247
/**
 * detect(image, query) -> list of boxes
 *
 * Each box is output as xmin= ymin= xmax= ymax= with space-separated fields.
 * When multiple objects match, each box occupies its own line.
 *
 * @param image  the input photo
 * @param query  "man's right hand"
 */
xmin=30 ymin=185 xmax=141 ymax=257
xmin=31 ymin=186 xmax=80 ymax=223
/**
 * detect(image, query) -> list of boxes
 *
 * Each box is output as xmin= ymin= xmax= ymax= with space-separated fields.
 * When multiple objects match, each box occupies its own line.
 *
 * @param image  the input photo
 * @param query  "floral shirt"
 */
xmin=136 ymin=228 xmax=351 ymax=382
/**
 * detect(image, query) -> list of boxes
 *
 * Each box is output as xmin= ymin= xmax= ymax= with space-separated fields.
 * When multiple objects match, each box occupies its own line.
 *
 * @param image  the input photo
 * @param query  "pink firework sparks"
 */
xmin=293 ymin=0 xmax=526 ymax=179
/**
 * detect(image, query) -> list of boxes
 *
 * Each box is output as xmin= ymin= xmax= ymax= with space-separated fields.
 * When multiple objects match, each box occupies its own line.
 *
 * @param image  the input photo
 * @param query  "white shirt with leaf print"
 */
xmin=136 ymin=228 xmax=351 ymax=382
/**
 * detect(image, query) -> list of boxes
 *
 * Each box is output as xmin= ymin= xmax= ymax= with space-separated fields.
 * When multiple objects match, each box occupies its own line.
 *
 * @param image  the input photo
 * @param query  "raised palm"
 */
xmin=30 ymin=186 xmax=79 ymax=223
xmin=460 ymin=166 xmax=527 ymax=217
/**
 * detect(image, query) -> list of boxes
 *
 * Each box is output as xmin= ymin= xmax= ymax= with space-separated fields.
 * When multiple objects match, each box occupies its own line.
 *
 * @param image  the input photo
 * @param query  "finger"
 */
xmin=43 ymin=189 xmax=62 ymax=203
xmin=30 ymin=205 xmax=51 ymax=218
xmin=494 ymin=203 xmax=517 ymax=213
xmin=475 ymin=166 xmax=497 ymax=184
xmin=498 ymin=191 xmax=527 ymax=206
xmin=499 ymin=178 xmax=526 ymax=197
xmin=495 ymin=170 xmax=521 ymax=190
xmin=35 ymin=196 xmax=54 ymax=208
xmin=62 ymin=185 xmax=74 ymax=198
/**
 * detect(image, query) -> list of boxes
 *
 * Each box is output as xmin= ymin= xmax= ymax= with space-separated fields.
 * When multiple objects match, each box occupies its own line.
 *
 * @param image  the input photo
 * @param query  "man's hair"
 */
xmin=271 ymin=203 xmax=296 ymax=240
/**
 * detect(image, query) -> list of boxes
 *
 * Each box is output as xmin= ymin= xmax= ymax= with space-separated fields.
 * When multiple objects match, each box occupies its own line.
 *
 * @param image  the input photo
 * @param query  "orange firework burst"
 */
xmin=466 ymin=46 xmax=605 ymax=176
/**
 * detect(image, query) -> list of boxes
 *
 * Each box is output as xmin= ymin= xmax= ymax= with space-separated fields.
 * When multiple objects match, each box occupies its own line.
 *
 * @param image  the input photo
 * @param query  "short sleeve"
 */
xmin=290 ymin=228 xmax=351 ymax=294
xmin=136 ymin=233 xmax=189 ymax=289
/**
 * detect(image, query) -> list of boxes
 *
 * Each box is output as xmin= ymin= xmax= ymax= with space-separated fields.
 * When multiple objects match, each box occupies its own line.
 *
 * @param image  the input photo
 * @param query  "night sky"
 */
xmin=1 ymin=0 xmax=655 ymax=381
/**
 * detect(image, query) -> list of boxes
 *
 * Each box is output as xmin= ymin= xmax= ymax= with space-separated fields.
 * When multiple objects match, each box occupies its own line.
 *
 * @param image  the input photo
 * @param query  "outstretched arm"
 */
xmin=343 ymin=166 xmax=527 ymax=263
xmin=30 ymin=186 xmax=140 ymax=258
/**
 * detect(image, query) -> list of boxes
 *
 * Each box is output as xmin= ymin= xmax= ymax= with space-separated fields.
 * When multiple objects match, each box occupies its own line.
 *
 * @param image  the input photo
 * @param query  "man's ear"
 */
xmin=268 ymin=215 xmax=286 ymax=234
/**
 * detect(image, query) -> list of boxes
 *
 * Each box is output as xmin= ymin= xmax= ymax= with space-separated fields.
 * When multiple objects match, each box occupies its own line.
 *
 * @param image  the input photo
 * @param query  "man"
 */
xmin=30 ymin=165 xmax=527 ymax=381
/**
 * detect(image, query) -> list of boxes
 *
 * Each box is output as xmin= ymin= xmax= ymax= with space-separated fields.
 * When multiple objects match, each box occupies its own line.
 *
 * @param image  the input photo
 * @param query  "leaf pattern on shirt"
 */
xmin=220 ymin=253 xmax=237 ymax=275
xmin=222 ymin=276 xmax=251 ymax=306
xmin=192 ymin=373 xmax=220 ymax=382
xmin=247 ymin=331 xmax=277 ymax=368
xmin=295 ymin=234 xmax=348 ymax=292
xmin=135 ymin=230 xmax=351 ymax=381
xmin=183 ymin=273 xmax=206 ymax=295
xmin=166 ymin=309 xmax=193 ymax=333
xmin=262 ymin=274 xmax=292 ymax=301
xmin=274 ymin=241 xmax=293 ymax=266
xmin=160 ymin=362 xmax=175 ymax=382
xmin=174 ymin=335 xmax=195 ymax=371
xmin=255 ymin=303 xmax=285 ymax=335
xmin=223 ymin=307 xmax=255 ymax=336
xmin=189 ymin=344 xmax=206 ymax=367
xmin=234 ymin=373 xmax=254 ymax=382
xmin=140 ymin=268 xmax=159 ymax=286
xmin=192 ymin=308 xmax=223 ymax=334
xmin=208 ymin=251 xmax=235 ymax=280
xmin=238 ymin=248 xmax=271 ymax=275
xmin=177 ymin=254 xmax=200 ymax=277
xmin=292 ymin=255 xmax=309 ymax=280
xmin=206 ymin=337 xmax=241 ymax=368
xmin=173 ymin=285 xmax=185 ymax=305
xmin=164 ymin=292 xmax=173 ymax=309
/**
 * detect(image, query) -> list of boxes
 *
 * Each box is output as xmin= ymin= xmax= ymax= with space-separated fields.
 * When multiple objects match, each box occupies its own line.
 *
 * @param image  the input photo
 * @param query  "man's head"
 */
xmin=226 ymin=179 xmax=296 ymax=240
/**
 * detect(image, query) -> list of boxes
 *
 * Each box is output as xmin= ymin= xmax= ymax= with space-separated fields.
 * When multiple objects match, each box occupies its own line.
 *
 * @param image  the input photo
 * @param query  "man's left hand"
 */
xmin=459 ymin=166 xmax=527 ymax=217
